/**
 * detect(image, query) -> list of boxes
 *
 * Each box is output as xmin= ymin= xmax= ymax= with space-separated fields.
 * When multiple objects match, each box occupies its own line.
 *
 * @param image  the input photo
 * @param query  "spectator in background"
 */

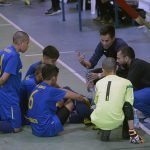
xmin=24 ymin=0 xmax=45 ymax=5
xmin=94 ymin=0 xmax=114 ymax=24
xmin=45 ymin=0 xmax=61 ymax=15
xmin=0 ymin=0 xmax=11 ymax=6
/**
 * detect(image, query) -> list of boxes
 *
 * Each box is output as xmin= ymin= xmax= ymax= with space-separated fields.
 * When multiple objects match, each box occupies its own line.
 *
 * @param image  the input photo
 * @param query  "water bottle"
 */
xmin=134 ymin=109 xmax=140 ymax=128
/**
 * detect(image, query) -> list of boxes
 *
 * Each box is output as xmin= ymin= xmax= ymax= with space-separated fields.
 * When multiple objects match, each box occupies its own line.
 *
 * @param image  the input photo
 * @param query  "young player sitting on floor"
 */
xmin=20 ymin=64 xmax=45 ymax=125
xmin=25 ymin=45 xmax=92 ymax=124
xmin=25 ymin=45 xmax=59 ymax=78
xmin=27 ymin=64 xmax=90 ymax=137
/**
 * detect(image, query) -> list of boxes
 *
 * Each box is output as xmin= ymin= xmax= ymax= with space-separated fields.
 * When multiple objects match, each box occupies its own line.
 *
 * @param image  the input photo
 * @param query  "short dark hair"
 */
xmin=42 ymin=45 xmax=59 ymax=59
xmin=118 ymin=46 xmax=135 ymax=59
xmin=42 ymin=64 xmax=59 ymax=80
xmin=13 ymin=31 xmax=29 ymax=44
xmin=102 ymin=57 xmax=117 ymax=72
xmin=35 ymin=63 xmax=46 ymax=76
xmin=100 ymin=24 xmax=115 ymax=38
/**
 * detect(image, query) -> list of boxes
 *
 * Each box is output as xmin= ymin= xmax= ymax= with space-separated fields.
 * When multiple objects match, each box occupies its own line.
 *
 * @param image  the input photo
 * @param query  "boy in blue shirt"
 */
xmin=27 ymin=64 xmax=90 ymax=137
xmin=0 ymin=31 xmax=30 ymax=133
xmin=25 ymin=45 xmax=59 ymax=78
xmin=21 ymin=64 xmax=45 ymax=124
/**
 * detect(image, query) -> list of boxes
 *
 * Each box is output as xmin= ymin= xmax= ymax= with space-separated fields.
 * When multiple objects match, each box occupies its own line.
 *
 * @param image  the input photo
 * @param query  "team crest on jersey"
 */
xmin=19 ymin=68 xmax=22 ymax=73
xmin=4 ymin=48 xmax=11 ymax=53
xmin=37 ymin=85 xmax=46 ymax=89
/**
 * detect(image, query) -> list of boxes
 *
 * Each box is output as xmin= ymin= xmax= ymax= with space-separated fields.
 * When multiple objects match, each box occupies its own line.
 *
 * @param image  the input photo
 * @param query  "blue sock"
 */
xmin=0 ymin=121 xmax=14 ymax=133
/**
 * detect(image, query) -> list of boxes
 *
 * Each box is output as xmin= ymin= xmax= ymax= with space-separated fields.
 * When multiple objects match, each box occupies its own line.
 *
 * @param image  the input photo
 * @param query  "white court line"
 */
xmin=139 ymin=122 xmax=150 ymax=135
xmin=0 ymin=23 xmax=11 ymax=27
xmin=25 ymin=50 xmax=75 ymax=56
xmin=25 ymin=53 xmax=42 ymax=57
xmin=0 ymin=13 xmax=86 ymax=83
xmin=60 ymin=51 xmax=75 ymax=54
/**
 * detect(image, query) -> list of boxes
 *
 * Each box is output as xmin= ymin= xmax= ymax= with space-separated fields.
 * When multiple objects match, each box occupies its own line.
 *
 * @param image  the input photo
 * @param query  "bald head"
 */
xmin=102 ymin=57 xmax=117 ymax=73
xmin=13 ymin=31 xmax=29 ymax=45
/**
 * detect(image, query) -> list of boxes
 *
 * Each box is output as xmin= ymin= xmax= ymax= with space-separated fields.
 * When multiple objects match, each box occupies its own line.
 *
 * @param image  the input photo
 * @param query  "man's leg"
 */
xmin=45 ymin=0 xmax=61 ymax=15
xmin=51 ymin=0 xmax=61 ymax=11
xmin=0 ymin=121 xmax=13 ymax=133
xmin=123 ymin=102 xmax=144 ymax=144
xmin=55 ymin=0 xmax=61 ymax=10
xmin=0 ymin=105 xmax=22 ymax=133
xmin=56 ymin=101 xmax=73 ymax=125
xmin=134 ymin=88 xmax=150 ymax=117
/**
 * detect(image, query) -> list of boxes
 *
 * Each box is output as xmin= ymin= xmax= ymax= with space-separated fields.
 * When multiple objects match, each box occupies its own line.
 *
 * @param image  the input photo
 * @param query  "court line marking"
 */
xmin=1 ymin=14 xmax=150 ymax=136
xmin=0 ymin=23 xmax=11 ymax=27
xmin=25 ymin=54 xmax=42 ymax=57
xmin=0 ymin=13 xmax=86 ymax=83
xmin=139 ymin=122 xmax=150 ymax=135
xmin=25 ymin=51 xmax=76 ymax=56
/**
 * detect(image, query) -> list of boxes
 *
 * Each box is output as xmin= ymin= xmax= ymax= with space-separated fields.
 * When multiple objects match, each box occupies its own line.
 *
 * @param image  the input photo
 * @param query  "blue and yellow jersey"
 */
xmin=27 ymin=82 xmax=66 ymax=137
xmin=25 ymin=61 xmax=42 ymax=78
xmin=21 ymin=74 xmax=37 ymax=99
xmin=0 ymin=45 xmax=22 ymax=104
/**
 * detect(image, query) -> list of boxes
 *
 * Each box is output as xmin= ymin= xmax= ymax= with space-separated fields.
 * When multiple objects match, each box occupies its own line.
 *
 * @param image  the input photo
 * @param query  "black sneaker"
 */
xmin=45 ymin=9 xmax=62 ymax=15
xmin=101 ymin=130 xmax=111 ymax=141
xmin=46 ymin=8 xmax=53 ymax=12
xmin=39 ymin=0 xmax=45 ymax=2
xmin=0 ymin=1 xmax=11 ymax=6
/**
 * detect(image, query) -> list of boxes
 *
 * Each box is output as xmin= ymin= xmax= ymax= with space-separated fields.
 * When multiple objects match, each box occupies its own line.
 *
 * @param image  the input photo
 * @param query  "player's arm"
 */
xmin=25 ymin=65 xmax=35 ymax=78
xmin=0 ymin=72 xmax=10 ymax=85
xmin=78 ymin=52 xmax=92 ymax=68
xmin=64 ymin=90 xmax=91 ymax=108
xmin=124 ymin=82 xmax=134 ymax=105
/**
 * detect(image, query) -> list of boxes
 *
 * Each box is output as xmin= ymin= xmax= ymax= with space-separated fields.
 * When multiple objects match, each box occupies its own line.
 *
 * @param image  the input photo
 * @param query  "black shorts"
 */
xmin=56 ymin=107 xmax=70 ymax=125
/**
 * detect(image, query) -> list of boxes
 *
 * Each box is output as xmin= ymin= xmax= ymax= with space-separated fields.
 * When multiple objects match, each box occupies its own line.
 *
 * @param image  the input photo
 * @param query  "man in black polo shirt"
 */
xmin=117 ymin=46 xmax=150 ymax=117
xmin=78 ymin=24 xmax=128 ymax=81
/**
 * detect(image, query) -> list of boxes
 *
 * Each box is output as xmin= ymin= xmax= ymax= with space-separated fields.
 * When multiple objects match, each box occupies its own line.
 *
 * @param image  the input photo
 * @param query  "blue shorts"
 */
xmin=0 ymin=104 xmax=21 ymax=129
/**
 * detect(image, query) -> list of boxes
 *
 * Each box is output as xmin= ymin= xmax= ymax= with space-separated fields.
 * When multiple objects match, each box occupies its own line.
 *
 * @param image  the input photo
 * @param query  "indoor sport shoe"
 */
xmin=130 ymin=135 xmax=144 ymax=144
xmin=83 ymin=118 xmax=93 ymax=126
xmin=45 ymin=9 xmax=62 ymax=16
xmin=101 ymin=130 xmax=111 ymax=141
xmin=24 ymin=0 xmax=31 ymax=5
xmin=0 ymin=1 xmax=11 ymax=6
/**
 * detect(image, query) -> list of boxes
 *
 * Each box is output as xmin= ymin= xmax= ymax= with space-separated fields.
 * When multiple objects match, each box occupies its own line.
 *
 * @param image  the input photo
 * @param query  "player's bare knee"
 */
xmin=65 ymin=101 xmax=74 ymax=112
xmin=13 ymin=128 xmax=22 ymax=133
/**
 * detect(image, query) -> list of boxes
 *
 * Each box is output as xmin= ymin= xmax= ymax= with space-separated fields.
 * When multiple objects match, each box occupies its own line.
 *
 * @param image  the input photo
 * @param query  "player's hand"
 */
xmin=82 ymin=97 xmax=91 ymax=108
xmin=78 ymin=52 xmax=86 ymax=66
xmin=86 ymin=72 xmax=99 ymax=81
xmin=56 ymin=101 xmax=64 ymax=108
xmin=129 ymin=129 xmax=144 ymax=144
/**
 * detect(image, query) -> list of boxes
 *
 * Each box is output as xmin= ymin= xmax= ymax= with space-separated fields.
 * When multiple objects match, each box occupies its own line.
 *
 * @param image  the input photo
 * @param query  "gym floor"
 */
xmin=0 ymin=0 xmax=150 ymax=149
